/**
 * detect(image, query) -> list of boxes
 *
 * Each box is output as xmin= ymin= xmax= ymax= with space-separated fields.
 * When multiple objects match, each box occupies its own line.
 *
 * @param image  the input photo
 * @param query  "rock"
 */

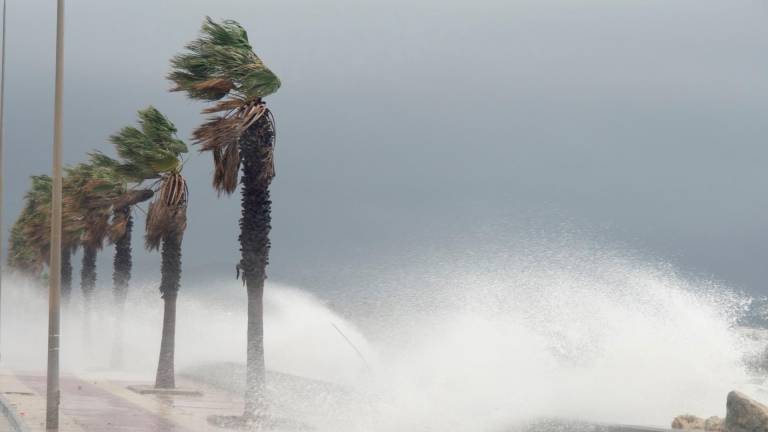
xmin=726 ymin=391 xmax=768 ymax=432
xmin=671 ymin=415 xmax=725 ymax=431
xmin=672 ymin=415 xmax=706 ymax=430
xmin=705 ymin=416 xmax=725 ymax=432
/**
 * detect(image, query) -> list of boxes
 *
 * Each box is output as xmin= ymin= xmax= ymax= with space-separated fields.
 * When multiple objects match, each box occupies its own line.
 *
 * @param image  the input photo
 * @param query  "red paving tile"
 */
xmin=14 ymin=375 xmax=192 ymax=432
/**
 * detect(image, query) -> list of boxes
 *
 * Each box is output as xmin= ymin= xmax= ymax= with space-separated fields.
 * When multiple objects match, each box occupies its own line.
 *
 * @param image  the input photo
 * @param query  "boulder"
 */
xmin=705 ymin=416 xmax=725 ymax=432
xmin=672 ymin=415 xmax=706 ymax=430
xmin=726 ymin=391 xmax=768 ymax=432
xmin=671 ymin=415 xmax=724 ymax=431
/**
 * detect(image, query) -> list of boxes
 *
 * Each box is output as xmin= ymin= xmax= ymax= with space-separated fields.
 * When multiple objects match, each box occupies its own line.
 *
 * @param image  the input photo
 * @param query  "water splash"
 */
xmin=0 ymin=242 xmax=762 ymax=431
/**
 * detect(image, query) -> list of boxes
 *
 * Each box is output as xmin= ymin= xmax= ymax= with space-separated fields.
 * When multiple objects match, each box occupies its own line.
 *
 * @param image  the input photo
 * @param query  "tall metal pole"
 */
xmin=46 ymin=0 xmax=64 ymax=430
xmin=0 ymin=0 xmax=7 ymax=363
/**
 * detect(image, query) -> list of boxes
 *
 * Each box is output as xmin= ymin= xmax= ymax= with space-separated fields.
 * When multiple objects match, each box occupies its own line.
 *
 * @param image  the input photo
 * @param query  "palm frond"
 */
xmin=64 ymin=163 xmax=124 ymax=250
xmin=109 ymin=106 xmax=188 ymax=182
xmin=145 ymin=172 xmax=188 ymax=251
xmin=169 ymin=17 xmax=280 ymax=196
xmin=168 ymin=17 xmax=280 ymax=102
xmin=7 ymin=219 xmax=43 ymax=276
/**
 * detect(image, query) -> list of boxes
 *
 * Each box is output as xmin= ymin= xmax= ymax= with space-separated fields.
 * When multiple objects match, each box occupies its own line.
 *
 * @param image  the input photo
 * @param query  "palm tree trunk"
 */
xmin=112 ymin=209 xmax=132 ymax=305
xmin=81 ymin=245 xmax=97 ymax=350
xmin=155 ymin=233 xmax=182 ymax=389
xmin=239 ymin=115 xmax=274 ymax=419
xmin=111 ymin=209 xmax=132 ymax=368
xmin=61 ymin=247 xmax=72 ymax=301
xmin=81 ymin=245 xmax=97 ymax=301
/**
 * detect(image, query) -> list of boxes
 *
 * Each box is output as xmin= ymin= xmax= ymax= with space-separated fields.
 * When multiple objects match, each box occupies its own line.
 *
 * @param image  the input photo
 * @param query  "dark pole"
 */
xmin=46 ymin=0 xmax=64 ymax=429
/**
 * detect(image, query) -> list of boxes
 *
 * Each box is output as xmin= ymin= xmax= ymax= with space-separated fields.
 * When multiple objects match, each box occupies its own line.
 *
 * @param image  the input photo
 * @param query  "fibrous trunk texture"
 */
xmin=112 ymin=209 xmax=133 ymax=306
xmin=111 ymin=209 xmax=133 ymax=367
xmin=239 ymin=114 xmax=274 ymax=419
xmin=81 ymin=245 xmax=97 ymax=347
xmin=154 ymin=233 xmax=182 ymax=389
xmin=81 ymin=246 xmax=97 ymax=302
xmin=61 ymin=247 xmax=72 ymax=301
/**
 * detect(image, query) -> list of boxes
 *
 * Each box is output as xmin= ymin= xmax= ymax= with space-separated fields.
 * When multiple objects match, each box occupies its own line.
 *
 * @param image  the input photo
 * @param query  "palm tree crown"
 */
xmin=169 ymin=17 xmax=280 ymax=102
xmin=8 ymin=175 xmax=53 ymax=276
xmin=169 ymin=17 xmax=279 ymax=194
xmin=64 ymin=162 xmax=123 ymax=251
xmin=105 ymin=106 xmax=188 ymax=183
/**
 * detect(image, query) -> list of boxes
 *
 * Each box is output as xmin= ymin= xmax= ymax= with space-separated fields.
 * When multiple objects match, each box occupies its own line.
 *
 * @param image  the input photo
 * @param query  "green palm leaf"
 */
xmin=169 ymin=17 xmax=280 ymax=101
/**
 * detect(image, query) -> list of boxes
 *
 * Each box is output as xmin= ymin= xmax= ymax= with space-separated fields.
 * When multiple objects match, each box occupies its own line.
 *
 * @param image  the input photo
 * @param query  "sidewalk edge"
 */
xmin=0 ymin=393 xmax=30 ymax=432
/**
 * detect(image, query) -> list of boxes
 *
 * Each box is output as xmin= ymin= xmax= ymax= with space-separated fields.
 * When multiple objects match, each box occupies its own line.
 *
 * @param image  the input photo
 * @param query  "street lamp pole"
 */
xmin=46 ymin=0 xmax=64 ymax=430
xmin=0 ymin=0 xmax=8 ymax=363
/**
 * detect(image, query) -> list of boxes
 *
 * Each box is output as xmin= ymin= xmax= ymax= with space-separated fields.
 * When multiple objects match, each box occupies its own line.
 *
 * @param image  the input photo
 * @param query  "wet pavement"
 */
xmin=0 ymin=415 xmax=11 ymax=432
xmin=15 ymin=375 xmax=191 ymax=431
xmin=0 ymin=370 xmax=244 ymax=432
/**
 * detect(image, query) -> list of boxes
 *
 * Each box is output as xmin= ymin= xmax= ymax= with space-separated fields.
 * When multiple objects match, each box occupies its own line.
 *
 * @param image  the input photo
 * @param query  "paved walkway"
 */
xmin=0 ymin=415 xmax=11 ymax=432
xmin=0 ymin=371 xmax=246 ymax=432
xmin=15 ymin=375 xmax=190 ymax=431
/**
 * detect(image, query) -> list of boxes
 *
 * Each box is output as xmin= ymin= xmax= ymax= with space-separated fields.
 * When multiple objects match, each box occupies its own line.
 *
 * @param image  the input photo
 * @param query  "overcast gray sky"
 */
xmin=3 ymin=0 xmax=768 ymax=296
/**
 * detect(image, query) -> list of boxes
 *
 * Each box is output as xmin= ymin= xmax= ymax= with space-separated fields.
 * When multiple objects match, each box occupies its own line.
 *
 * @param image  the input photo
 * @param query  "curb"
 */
xmin=0 ymin=393 xmax=30 ymax=432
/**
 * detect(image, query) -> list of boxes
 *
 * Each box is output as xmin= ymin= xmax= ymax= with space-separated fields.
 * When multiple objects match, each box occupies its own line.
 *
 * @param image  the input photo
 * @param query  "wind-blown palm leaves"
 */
xmin=7 ymin=221 xmax=40 ymax=277
xmin=7 ymin=176 xmax=52 ymax=278
xmin=106 ymin=106 xmax=188 ymax=183
xmin=145 ymin=171 xmax=188 ymax=251
xmin=8 ymin=174 xmax=82 ymax=296
xmin=17 ymin=176 xmax=53 ymax=270
xmin=102 ymin=106 xmax=187 ymax=296
xmin=64 ymin=161 xmax=124 ymax=303
xmin=169 ymin=16 xmax=280 ymax=420
xmin=169 ymin=16 xmax=279 ymax=194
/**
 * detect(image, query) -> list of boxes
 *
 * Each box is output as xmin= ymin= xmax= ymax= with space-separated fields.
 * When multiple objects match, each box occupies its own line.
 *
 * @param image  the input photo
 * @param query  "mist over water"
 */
xmin=1 ymin=240 xmax=763 ymax=431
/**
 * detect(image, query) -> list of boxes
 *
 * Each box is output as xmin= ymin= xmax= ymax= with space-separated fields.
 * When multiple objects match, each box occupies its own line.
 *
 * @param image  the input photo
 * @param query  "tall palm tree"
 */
xmin=103 ymin=106 xmax=187 ymax=306
xmin=87 ymin=154 xmax=152 ymax=304
xmin=169 ymin=17 xmax=280 ymax=420
xmin=100 ymin=106 xmax=187 ymax=370
xmin=89 ymin=153 xmax=152 ymax=367
xmin=146 ymin=167 xmax=188 ymax=389
xmin=64 ymin=163 xmax=123 ymax=308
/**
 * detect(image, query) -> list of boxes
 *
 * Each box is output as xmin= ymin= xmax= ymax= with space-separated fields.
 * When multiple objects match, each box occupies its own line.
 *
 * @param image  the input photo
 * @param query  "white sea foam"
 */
xmin=0 ymin=243 xmax=763 ymax=431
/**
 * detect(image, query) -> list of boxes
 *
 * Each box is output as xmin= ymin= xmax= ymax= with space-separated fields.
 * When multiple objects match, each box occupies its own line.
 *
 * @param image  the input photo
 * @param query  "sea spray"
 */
xmin=0 ymin=242 xmax=762 ymax=431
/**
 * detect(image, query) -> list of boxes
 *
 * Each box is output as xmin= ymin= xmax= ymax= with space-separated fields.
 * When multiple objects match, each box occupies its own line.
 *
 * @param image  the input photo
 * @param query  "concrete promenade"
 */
xmin=0 ymin=370 xmax=245 ymax=432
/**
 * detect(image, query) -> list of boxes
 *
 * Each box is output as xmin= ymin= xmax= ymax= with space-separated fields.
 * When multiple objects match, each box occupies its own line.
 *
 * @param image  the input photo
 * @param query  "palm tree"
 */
xmin=60 ymin=174 xmax=87 ymax=300
xmin=100 ymin=106 xmax=188 ymax=373
xmin=64 ymin=163 xmax=123 ymax=308
xmin=7 ymin=222 xmax=41 ymax=277
xmin=103 ymin=106 xmax=187 ymax=306
xmin=169 ymin=17 xmax=280 ymax=420
xmin=86 ymin=154 xmax=153 ymax=302
xmin=7 ymin=176 xmax=50 ymax=279
xmin=9 ymin=175 xmax=84 ymax=296
xmin=89 ymin=153 xmax=152 ymax=367
xmin=146 ymin=168 xmax=188 ymax=389
xmin=13 ymin=176 xmax=51 ymax=280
